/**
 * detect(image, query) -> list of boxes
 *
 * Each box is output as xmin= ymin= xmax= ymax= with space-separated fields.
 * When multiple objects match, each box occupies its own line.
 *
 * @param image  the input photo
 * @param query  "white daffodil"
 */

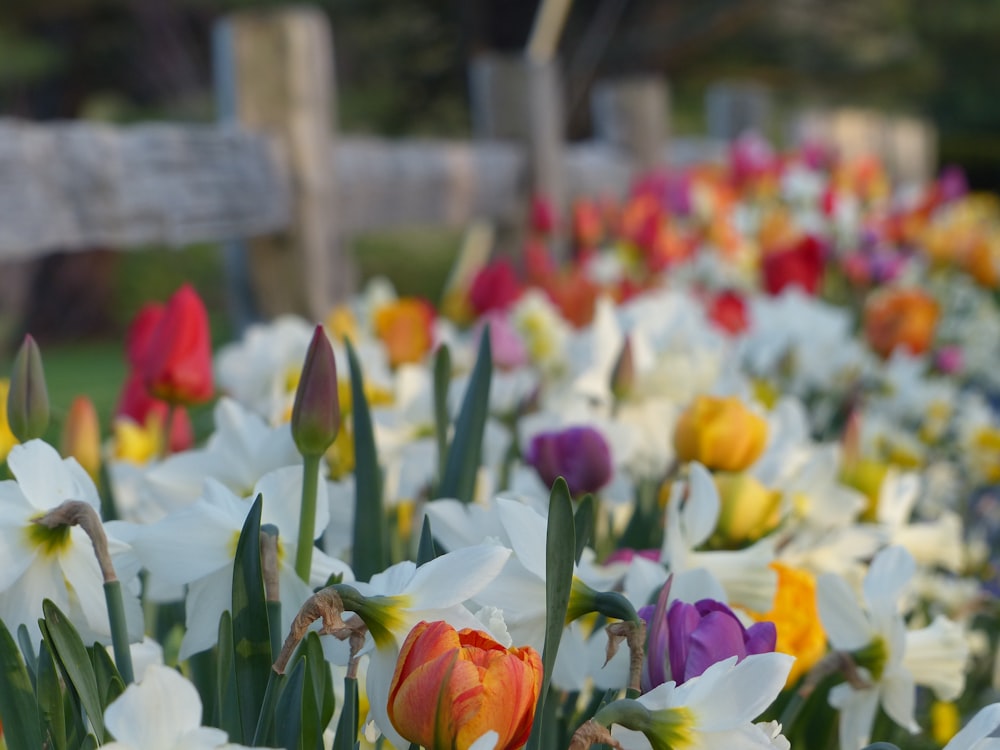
xmin=0 ymin=440 xmax=143 ymax=645
xmin=103 ymin=663 xmax=271 ymax=750
xmin=943 ymin=703 xmax=1000 ymax=750
xmin=140 ymin=397 xmax=302 ymax=520
xmin=606 ymin=652 xmax=794 ymax=750
xmin=661 ymin=462 xmax=777 ymax=612
xmin=130 ymin=471 xmax=352 ymax=660
xmin=817 ymin=545 xmax=969 ymax=750
xmin=341 ymin=543 xmax=511 ymax=750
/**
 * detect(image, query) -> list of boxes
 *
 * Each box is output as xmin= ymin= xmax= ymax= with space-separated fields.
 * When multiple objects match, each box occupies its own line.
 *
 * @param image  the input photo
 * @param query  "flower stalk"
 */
xmin=34 ymin=500 xmax=134 ymax=683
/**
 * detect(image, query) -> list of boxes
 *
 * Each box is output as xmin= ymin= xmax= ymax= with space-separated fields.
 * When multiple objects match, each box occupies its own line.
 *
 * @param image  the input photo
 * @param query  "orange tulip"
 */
xmin=863 ymin=287 xmax=939 ymax=359
xmin=61 ymin=395 xmax=102 ymax=481
xmin=674 ymin=395 xmax=768 ymax=472
xmin=373 ymin=298 xmax=435 ymax=367
xmin=388 ymin=620 xmax=543 ymax=750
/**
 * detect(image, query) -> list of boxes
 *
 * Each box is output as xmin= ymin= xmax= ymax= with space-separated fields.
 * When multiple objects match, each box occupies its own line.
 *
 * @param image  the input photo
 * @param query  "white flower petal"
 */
xmin=403 ymin=544 xmax=510 ymax=609
xmin=879 ymin=667 xmax=919 ymax=734
xmin=104 ymin=664 xmax=202 ymax=748
xmin=683 ymin=462 xmax=720 ymax=547
xmin=862 ymin=546 xmax=914 ymax=631
xmin=496 ymin=497 xmax=548 ymax=579
xmin=8 ymin=441 xmax=98 ymax=511
xmin=944 ymin=703 xmax=1000 ymax=750
xmin=830 ymin=683 xmax=880 ymax=750
xmin=817 ymin=573 xmax=872 ymax=651
xmin=684 ymin=653 xmax=794 ymax=732
xmin=179 ymin=566 xmax=233 ymax=660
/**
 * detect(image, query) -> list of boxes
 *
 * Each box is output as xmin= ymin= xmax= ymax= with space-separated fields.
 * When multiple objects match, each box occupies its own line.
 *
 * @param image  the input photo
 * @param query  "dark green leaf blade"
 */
xmin=332 ymin=675 xmax=359 ymax=750
xmin=0 ymin=618 xmax=42 ymax=750
xmin=215 ymin=609 xmax=240 ymax=737
xmin=433 ymin=343 xmax=451 ymax=484
xmin=439 ymin=327 xmax=492 ymax=504
xmin=573 ymin=494 xmax=594 ymax=564
xmin=37 ymin=640 xmax=67 ymax=750
xmin=231 ymin=494 xmax=272 ymax=743
xmin=416 ymin=513 xmax=438 ymax=566
xmin=42 ymin=599 xmax=105 ymax=741
xmin=347 ymin=338 xmax=386 ymax=580
xmin=275 ymin=659 xmax=306 ymax=750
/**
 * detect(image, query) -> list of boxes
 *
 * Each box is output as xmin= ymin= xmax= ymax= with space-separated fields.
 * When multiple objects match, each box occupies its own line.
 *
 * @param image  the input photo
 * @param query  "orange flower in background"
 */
xmin=674 ymin=395 xmax=768 ymax=472
xmin=388 ymin=620 xmax=543 ymax=750
xmin=863 ymin=287 xmax=939 ymax=358
xmin=61 ymin=395 xmax=102 ymax=481
xmin=374 ymin=297 xmax=435 ymax=367
xmin=140 ymin=284 xmax=214 ymax=405
xmin=746 ymin=562 xmax=826 ymax=687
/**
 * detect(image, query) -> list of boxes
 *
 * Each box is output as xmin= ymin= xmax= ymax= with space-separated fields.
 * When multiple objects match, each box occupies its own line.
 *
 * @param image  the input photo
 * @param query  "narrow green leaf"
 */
xmin=215 ymin=609 xmax=239 ymax=736
xmin=250 ymin=671 xmax=284 ymax=746
xmin=573 ymin=495 xmax=594 ymax=564
xmin=527 ymin=477 xmax=576 ymax=750
xmin=303 ymin=632 xmax=333 ymax=748
xmin=37 ymin=641 xmax=67 ymax=750
xmin=416 ymin=513 xmax=438 ymax=566
xmin=332 ymin=675 xmax=359 ymax=750
xmin=347 ymin=338 xmax=386 ymax=580
xmin=89 ymin=644 xmax=124 ymax=710
xmin=77 ymin=735 xmax=99 ymax=750
xmin=231 ymin=494 xmax=272 ymax=743
xmin=432 ymin=343 xmax=451 ymax=484
xmin=42 ymin=599 xmax=105 ymax=741
xmin=187 ymin=649 xmax=217 ymax=727
xmin=16 ymin=623 xmax=37 ymax=685
xmin=0 ymin=618 xmax=42 ymax=750
xmin=275 ymin=659 xmax=306 ymax=750
xmin=439 ymin=327 xmax=492 ymax=503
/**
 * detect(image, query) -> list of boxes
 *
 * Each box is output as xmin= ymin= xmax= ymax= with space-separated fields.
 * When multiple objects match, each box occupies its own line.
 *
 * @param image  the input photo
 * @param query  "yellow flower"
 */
xmin=0 ymin=379 xmax=19 ymax=463
xmin=840 ymin=457 xmax=889 ymax=522
xmin=674 ymin=395 xmax=768 ymax=472
xmin=746 ymin=562 xmax=826 ymax=687
xmin=711 ymin=472 xmax=782 ymax=549
xmin=112 ymin=416 xmax=162 ymax=465
xmin=931 ymin=701 xmax=960 ymax=745
xmin=373 ymin=298 xmax=435 ymax=368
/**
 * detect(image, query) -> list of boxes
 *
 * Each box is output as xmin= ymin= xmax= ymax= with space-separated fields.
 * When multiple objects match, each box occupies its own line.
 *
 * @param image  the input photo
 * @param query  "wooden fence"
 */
xmin=0 ymin=7 xmax=937 ymax=323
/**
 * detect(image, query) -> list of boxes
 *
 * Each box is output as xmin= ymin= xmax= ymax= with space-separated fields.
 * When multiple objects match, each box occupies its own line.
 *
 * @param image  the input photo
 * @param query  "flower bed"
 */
xmin=3 ymin=132 xmax=1000 ymax=749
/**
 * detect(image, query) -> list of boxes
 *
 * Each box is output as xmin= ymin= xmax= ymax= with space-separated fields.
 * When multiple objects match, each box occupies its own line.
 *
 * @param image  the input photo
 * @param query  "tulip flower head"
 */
xmin=7 ymin=333 xmax=49 ymax=442
xmin=140 ymin=284 xmax=214 ymax=405
xmin=673 ymin=395 xmax=768 ymax=472
xmin=388 ymin=620 xmax=543 ymax=750
xmin=290 ymin=325 xmax=341 ymax=457
xmin=525 ymin=425 xmax=613 ymax=496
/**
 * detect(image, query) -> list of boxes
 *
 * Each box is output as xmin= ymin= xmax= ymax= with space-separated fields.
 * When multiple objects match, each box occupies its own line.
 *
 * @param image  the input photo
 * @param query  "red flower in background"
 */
xmin=761 ymin=235 xmax=825 ymax=295
xmin=468 ymin=259 xmax=523 ymax=315
xmin=140 ymin=284 xmax=214 ymax=405
xmin=707 ymin=289 xmax=750 ymax=335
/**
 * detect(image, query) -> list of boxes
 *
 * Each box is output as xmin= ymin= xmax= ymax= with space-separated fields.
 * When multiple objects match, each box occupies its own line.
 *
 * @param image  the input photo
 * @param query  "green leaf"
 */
xmin=215 ymin=609 xmax=241 ymax=737
xmin=76 ymin=735 xmax=99 ymax=750
xmin=439 ymin=327 xmax=492 ymax=503
xmin=89 ymin=644 xmax=124 ymax=710
xmin=416 ymin=513 xmax=438 ymax=566
xmin=231 ymin=494 xmax=273 ymax=743
xmin=37 ymin=641 xmax=67 ymax=750
xmin=16 ymin=623 xmax=37 ymax=685
xmin=332 ymin=675 xmax=359 ymax=750
xmin=573 ymin=494 xmax=594 ymax=564
xmin=0 ymin=618 xmax=42 ymax=750
xmin=275 ymin=658 xmax=306 ymax=750
xmin=42 ymin=599 xmax=105 ymax=741
xmin=432 ymin=343 xmax=451 ymax=484
xmin=347 ymin=338 xmax=387 ymax=581
xmin=302 ymin=632 xmax=333 ymax=749
xmin=527 ymin=477 xmax=576 ymax=750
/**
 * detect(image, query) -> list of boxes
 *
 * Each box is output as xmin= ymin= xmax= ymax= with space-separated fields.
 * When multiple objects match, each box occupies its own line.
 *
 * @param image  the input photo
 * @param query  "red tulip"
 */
xmin=140 ymin=284 xmax=213 ymax=405
xmin=388 ymin=620 xmax=543 ymax=750
xmin=469 ymin=260 xmax=523 ymax=316
xmin=707 ymin=289 xmax=750 ymax=335
xmin=761 ymin=235 xmax=825 ymax=296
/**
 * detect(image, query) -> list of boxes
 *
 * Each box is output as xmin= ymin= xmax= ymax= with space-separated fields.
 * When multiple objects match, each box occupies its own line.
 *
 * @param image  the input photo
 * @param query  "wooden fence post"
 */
xmin=214 ymin=7 xmax=348 ymax=323
xmin=705 ymin=80 xmax=772 ymax=141
xmin=590 ymin=75 xmax=669 ymax=171
xmin=469 ymin=53 xmax=567 ymax=253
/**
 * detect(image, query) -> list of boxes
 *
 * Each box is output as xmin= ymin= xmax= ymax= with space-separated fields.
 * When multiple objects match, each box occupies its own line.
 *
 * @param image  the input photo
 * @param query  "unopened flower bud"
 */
xmin=526 ymin=425 xmax=613 ymax=496
xmin=8 ymin=334 xmax=50 ymax=442
xmin=61 ymin=395 xmax=102 ymax=481
xmin=611 ymin=336 xmax=635 ymax=401
xmin=291 ymin=325 xmax=341 ymax=457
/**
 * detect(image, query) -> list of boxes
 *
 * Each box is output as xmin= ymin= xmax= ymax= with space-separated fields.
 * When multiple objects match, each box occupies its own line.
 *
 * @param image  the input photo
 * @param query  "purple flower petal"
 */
xmin=683 ymin=610 xmax=747 ymax=681
xmin=745 ymin=620 xmax=778 ymax=656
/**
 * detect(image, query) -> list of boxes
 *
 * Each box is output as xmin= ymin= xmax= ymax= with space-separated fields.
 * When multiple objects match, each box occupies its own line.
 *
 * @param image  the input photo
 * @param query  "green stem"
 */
xmin=103 ymin=580 xmax=134 ymax=683
xmin=295 ymin=454 xmax=322 ymax=582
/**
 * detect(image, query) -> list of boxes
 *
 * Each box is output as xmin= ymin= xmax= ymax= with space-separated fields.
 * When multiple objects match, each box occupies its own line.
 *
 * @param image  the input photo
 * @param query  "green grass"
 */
xmin=1 ymin=227 xmax=462 ymax=438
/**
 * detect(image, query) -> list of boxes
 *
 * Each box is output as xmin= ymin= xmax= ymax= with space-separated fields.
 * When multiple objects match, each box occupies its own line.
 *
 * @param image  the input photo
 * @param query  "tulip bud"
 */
xmin=291 ymin=325 xmax=341 ymax=457
xmin=7 ymin=334 xmax=50 ymax=442
xmin=388 ymin=620 xmax=542 ymax=750
xmin=673 ymin=395 xmax=767 ymax=472
xmin=711 ymin=472 xmax=782 ymax=549
xmin=61 ymin=396 xmax=102 ymax=481
xmin=526 ymin=425 xmax=613 ymax=496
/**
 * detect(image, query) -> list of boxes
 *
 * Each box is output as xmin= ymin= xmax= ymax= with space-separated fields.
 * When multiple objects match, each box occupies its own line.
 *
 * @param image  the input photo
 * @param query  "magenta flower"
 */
xmin=639 ymin=578 xmax=776 ymax=691
xmin=526 ymin=425 xmax=613 ymax=496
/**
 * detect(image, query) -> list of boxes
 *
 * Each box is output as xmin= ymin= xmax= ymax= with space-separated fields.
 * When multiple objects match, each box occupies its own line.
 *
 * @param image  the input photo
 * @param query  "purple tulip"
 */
xmin=526 ymin=425 xmax=613 ymax=496
xmin=639 ymin=578 xmax=776 ymax=691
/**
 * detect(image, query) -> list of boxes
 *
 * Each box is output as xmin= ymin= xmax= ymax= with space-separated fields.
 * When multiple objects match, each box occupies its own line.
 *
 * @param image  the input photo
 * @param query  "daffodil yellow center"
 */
xmin=852 ymin=635 xmax=888 ymax=682
xmin=651 ymin=706 xmax=697 ymax=750
xmin=356 ymin=594 xmax=411 ymax=649
xmin=25 ymin=518 xmax=72 ymax=557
